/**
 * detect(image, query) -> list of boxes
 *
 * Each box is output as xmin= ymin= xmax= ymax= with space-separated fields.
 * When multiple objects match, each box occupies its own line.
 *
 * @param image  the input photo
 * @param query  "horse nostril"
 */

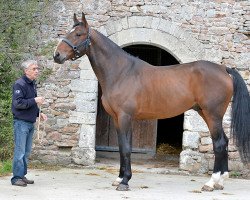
xmin=53 ymin=51 xmax=64 ymax=64
xmin=54 ymin=52 xmax=60 ymax=58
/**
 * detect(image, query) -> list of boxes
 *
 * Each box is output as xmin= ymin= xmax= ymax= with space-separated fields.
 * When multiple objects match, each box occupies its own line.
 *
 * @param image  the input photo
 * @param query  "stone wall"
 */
xmin=32 ymin=0 xmax=250 ymax=174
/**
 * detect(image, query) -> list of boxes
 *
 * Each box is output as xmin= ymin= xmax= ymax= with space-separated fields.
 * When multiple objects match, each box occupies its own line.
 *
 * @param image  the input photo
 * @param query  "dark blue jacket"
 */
xmin=12 ymin=75 xmax=39 ymax=123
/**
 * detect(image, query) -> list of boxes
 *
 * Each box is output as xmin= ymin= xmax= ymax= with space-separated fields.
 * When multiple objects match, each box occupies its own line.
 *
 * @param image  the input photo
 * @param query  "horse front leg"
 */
xmin=112 ymin=113 xmax=132 ymax=191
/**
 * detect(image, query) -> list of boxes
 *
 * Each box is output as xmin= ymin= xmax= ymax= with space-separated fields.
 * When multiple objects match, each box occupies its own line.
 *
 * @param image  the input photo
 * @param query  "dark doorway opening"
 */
xmin=123 ymin=45 xmax=183 ymax=153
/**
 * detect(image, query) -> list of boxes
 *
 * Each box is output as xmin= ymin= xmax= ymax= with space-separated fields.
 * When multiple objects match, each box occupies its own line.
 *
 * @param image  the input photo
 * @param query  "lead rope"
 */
xmin=37 ymin=106 xmax=46 ymax=141
xmin=37 ymin=106 xmax=41 ymax=140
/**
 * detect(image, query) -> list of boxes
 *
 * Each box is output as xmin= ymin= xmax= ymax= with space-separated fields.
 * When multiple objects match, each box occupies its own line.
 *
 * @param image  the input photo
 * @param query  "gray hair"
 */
xmin=21 ymin=60 xmax=37 ymax=70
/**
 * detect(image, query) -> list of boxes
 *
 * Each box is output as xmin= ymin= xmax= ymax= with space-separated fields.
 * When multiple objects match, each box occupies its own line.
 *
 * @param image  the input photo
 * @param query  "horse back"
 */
xmin=103 ymin=60 xmax=233 ymax=120
xmin=134 ymin=60 xmax=232 ymax=119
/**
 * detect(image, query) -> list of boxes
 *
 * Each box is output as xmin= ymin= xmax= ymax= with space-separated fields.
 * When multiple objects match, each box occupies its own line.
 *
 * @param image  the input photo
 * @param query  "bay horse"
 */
xmin=53 ymin=13 xmax=250 ymax=191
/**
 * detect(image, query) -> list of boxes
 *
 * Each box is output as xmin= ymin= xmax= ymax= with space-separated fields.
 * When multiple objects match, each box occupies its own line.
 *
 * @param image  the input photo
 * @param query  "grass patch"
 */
xmin=0 ymin=160 xmax=62 ymax=177
xmin=230 ymin=171 xmax=242 ymax=178
xmin=0 ymin=160 xmax=12 ymax=177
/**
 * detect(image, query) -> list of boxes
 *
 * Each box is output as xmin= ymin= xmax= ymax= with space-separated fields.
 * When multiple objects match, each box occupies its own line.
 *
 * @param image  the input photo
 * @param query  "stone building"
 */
xmin=32 ymin=0 xmax=250 ymax=174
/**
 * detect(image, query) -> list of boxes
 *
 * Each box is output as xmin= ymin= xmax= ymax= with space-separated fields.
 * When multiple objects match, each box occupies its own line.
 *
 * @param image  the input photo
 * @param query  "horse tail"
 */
xmin=226 ymin=67 xmax=250 ymax=163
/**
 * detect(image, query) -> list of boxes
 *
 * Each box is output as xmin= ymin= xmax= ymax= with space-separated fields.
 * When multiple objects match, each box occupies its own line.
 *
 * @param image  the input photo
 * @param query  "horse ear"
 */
xmin=73 ymin=13 xmax=79 ymax=25
xmin=81 ymin=12 xmax=88 ymax=27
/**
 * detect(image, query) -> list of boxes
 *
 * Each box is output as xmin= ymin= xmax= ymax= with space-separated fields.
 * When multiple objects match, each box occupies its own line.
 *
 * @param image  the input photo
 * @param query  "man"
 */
xmin=11 ymin=60 xmax=47 ymax=187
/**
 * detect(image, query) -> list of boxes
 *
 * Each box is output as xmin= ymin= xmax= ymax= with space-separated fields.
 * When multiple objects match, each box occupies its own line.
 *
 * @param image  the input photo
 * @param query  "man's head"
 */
xmin=22 ymin=60 xmax=39 ymax=81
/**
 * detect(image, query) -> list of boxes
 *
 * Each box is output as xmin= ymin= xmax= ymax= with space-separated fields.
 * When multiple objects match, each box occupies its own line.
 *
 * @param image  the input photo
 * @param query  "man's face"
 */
xmin=25 ymin=64 xmax=39 ymax=80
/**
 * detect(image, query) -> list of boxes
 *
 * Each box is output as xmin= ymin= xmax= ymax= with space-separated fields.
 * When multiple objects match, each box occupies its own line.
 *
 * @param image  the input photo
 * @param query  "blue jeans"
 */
xmin=11 ymin=119 xmax=34 ymax=184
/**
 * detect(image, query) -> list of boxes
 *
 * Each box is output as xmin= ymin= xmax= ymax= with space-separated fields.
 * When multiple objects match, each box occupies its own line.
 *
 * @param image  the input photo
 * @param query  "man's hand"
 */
xmin=40 ymin=113 xmax=48 ymax=121
xmin=35 ymin=97 xmax=45 ymax=106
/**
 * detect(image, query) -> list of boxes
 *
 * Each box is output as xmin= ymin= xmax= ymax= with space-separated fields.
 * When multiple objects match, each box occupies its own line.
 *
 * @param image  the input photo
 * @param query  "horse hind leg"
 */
xmin=198 ymin=110 xmax=229 ymax=192
xmin=202 ymin=170 xmax=229 ymax=192
xmin=213 ymin=137 xmax=229 ymax=190
xmin=214 ymin=171 xmax=229 ymax=190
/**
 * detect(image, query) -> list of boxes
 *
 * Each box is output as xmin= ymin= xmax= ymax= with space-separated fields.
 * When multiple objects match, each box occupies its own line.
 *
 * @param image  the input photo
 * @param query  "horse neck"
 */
xmin=86 ymin=30 xmax=131 ymax=92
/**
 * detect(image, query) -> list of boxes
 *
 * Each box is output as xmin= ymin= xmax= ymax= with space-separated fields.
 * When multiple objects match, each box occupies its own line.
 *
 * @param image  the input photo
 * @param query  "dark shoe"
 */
xmin=12 ymin=179 xmax=27 ymax=187
xmin=22 ymin=177 xmax=34 ymax=184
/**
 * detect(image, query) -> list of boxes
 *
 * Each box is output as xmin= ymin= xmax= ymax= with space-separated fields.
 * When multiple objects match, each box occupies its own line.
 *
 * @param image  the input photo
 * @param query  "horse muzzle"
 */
xmin=53 ymin=51 xmax=66 ymax=64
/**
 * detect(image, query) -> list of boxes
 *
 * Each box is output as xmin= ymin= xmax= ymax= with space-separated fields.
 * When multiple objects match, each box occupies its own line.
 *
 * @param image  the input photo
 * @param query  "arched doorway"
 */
xmin=123 ymin=45 xmax=183 ymax=154
xmin=95 ymin=44 xmax=184 ymax=157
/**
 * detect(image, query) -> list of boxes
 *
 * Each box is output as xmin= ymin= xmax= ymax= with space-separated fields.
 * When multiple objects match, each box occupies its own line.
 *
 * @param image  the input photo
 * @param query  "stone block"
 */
xmin=199 ymin=132 xmax=210 ymax=137
xmin=141 ymin=5 xmax=166 ymax=14
xmin=69 ymin=111 xmax=97 ymax=124
xmin=78 ymin=57 xmax=92 ymax=70
xmin=47 ymin=131 xmax=62 ymax=141
xmin=151 ymin=17 xmax=160 ymax=29
xmin=182 ymin=131 xmax=200 ymax=149
xmin=50 ymin=85 xmax=71 ymax=97
xmin=57 ymin=118 xmax=69 ymax=128
xmin=71 ymin=147 xmax=96 ymax=165
xmin=97 ymin=26 xmax=108 ymax=36
xmin=201 ymin=137 xmax=212 ymax=145
xmin=74 ymin=99 xmax=97 ymax=113
xmin=79 ymin=124 xmax=96 ymax=148
xmin=120 ymin=16 xmax=129 ymax=30
xmin=158 ymin=19 xmax=174 ymax=35
xmin=41 ymin=155 xmax=58 ymax=165
xmin=58 ymin=124 xmax=79 ymax=133
xmin=180 ymin=149 xmax=209 ymax=173
xmin=75 ymin=92 xmax=98 ymax=101
xmin=208 ymin=158 xmax=214 ymax=171
xmin=128 ymin=16 xmax=153 ymax=29
xmin=105 ymin=19 xmax=123 ymax=35
xmin=229 ymin=151 xmax=241 ymax=159
xmin=55 ymin=140 xmax=77 ymax=147
xmin=228 ymin=144 xmax=238 ymax=152
xmin=56 ymin=152 xmax=72 ymax=165
xmin=229 ymin=160 xmax=244 ymax=171
xmin=184 ymin=111 xmax=208 ymax=132
xmin=70 ymin=79 xmax=98 ymax=93
xmin=199 ymin=144 xmax=213 ymax=153
xmin=55 ymin=102 xmax=76 ymax=110
xmin=80 ymin=69 xmax=97 ymax=80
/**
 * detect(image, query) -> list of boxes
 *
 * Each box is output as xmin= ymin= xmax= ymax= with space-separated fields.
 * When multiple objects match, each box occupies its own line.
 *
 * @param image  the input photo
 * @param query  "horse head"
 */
xmin=53 ymin=13 xmax=91 ymax=64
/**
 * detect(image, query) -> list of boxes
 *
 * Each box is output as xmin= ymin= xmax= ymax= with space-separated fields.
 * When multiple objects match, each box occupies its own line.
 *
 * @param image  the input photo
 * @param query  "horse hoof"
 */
xmin=116 ymin=184 xmax=130 ymax=191
xmin=201 ymin=185 xmax=214 ymax=192
xmin=214 ymin=183 xmax=224 ymax=190
xmin=112 ymin=181 xmax=120 ymax=186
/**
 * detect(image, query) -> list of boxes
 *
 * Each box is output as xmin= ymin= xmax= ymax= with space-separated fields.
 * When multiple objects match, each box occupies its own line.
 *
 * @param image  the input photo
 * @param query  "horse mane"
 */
xmin=95 ymin=30 xmax=147 ymax=64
